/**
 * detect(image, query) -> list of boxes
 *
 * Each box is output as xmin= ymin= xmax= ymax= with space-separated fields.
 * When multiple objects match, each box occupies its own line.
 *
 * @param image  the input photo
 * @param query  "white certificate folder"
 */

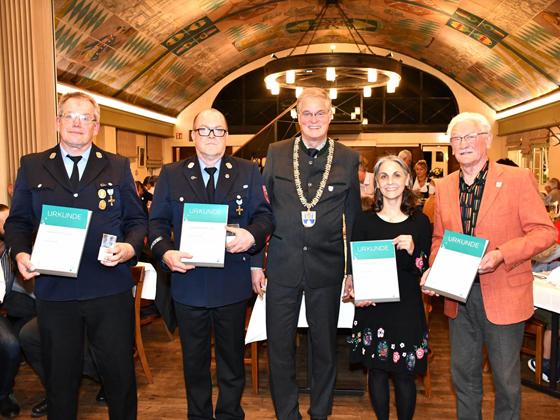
xmin=31 ymin=204 xmax=92 ymax=278
xmin=179 ymin=203 xmax=228 ymax=268
xmin=423 ymin=230 xmax=488 ymax=302
xmin=350 ymin=239 xmax=400 ymax=303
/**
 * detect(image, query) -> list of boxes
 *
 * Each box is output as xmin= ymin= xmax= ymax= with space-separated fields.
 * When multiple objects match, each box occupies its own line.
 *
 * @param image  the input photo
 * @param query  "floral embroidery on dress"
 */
xmin=350 ymin=326 xmax=429 ymax=371
xmin=377 ymin=341 xmax=389 ymax=361
xmin=406 ymin=352 xmax=416 ymax=371
xmin=415 ymin=251 xmax=428 ymax=274
xmin=363 ymin=328 xmax=373 ymax=346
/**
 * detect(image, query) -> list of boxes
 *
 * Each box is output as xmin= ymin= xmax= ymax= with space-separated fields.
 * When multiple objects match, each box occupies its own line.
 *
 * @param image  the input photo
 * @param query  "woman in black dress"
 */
xmin=344 ymin=155 xmax=432 ymax=419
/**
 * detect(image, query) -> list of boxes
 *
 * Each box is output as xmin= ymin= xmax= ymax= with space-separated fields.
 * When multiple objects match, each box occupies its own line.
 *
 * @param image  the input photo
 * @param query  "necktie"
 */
xmin=68 ymin=155 xmax=82 ymax=189
xmin=307 ymin=148 xmax=319 ymax=158
xmin=205 ymin=167 xmax=217 ymax=203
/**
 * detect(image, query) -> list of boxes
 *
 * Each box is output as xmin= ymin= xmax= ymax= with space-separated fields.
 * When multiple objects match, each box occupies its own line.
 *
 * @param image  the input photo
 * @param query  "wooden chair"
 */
xmin=244 ymin=305 xmax=259 ymax=394
xmin=521 ymin=317 xmax=546 ymax=385
xmin=421 ymin=294 xmax=432 ymax=397
xmin=131 ymin=265 xmax=153 ymax=383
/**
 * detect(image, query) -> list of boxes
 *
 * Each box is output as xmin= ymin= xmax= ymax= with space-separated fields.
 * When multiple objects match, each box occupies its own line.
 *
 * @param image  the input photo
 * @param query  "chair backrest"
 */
xmin=131 ymin=265 xmax=146 ymax=310
xmin=131 ymin=265 xmax=145 ymax=286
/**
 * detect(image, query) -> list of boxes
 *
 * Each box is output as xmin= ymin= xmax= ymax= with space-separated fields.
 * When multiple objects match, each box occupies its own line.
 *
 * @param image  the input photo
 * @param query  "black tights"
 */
xmin=368 ymin=368 xmax=416 ymax=420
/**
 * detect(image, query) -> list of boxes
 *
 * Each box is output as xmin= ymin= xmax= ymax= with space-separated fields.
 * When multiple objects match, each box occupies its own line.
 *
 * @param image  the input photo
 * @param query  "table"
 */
xmin=522 ymin=275 xmax=560 ymax=397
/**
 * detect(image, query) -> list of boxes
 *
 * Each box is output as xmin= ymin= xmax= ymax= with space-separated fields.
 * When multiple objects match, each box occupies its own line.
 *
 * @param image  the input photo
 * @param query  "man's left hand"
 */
xmin=100 ymin=243 xmax=136 ymax=266
xmin=225 ymin=226 xmax=255 ymax=253
xmin=478 ymin=249 xmax=504 ymax=274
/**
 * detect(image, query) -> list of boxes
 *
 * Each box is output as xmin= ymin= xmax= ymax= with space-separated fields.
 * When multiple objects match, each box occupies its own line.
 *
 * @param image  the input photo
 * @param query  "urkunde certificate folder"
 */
xmin=31 ymin=205 xmax=92 ymax=278
xmin=423 ymin=230 xmax=489 ymax=302
xmin=179 ymin=203 xmax=228 ymax=268
xmin=350 ymin=239 xmax=400 ymax=303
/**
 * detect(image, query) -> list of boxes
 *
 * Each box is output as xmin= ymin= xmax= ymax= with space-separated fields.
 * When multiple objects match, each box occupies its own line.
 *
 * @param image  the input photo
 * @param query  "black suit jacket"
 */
xmin=149 ymin=155 xmax=274 ymax=308
xmin=262 ymin=137 xmax=361 ymax=288
xmin=5 ymin=144 xmax=147 ymax=301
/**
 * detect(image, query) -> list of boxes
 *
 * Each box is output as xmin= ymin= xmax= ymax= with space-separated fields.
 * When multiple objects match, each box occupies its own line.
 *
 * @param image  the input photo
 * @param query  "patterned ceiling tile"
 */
xmin=487 ymin=0 xmax=555 ymax=34
xmin=53 ymin=0 xmax=560 ymax=115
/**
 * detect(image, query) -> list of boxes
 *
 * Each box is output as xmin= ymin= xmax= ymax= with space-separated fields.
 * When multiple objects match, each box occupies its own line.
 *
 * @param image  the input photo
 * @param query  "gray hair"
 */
xmin=373 ymin=155 xmax=414 ymax=190
xmin=58 ymin=92 xmax=100 ymax=122
xmin=447 ymin=112 xmax=491 ymax=137
xmin=296 ymin=87 xmax=332 ymax=112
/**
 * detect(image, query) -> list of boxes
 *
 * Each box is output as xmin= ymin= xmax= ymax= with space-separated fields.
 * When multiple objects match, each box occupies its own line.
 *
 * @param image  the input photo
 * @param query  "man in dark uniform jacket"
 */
xmin=5 ymin=92 xmax=147 ymax=420
xmin=252 ymin=88 xmax=361 ymax=420
xmin=149 ymin=109 xmax=274 ymax=420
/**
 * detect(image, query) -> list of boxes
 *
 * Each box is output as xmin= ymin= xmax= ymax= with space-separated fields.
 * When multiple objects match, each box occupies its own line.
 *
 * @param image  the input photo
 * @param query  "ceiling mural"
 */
xmin=53 ymin=0 xmax=560 ymax=116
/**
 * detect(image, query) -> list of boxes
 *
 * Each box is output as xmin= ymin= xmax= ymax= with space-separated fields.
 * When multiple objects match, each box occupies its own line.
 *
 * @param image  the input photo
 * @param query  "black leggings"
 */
xmin=368 ymin=368 xmax=416 ymax=420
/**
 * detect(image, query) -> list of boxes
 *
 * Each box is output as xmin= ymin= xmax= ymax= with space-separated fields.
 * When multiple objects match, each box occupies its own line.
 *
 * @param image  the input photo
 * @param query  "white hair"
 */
xmin=447 ymin=112 xmax=491 ymax=137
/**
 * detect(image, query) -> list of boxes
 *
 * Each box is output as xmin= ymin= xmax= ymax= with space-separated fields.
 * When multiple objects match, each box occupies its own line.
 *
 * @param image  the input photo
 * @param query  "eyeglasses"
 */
xmin=59 ymin=112 xmax=97 ymax=124
xmin=299 ymin=110 xmax=330 ymax=119
xmin=193 ymin=127 xmax=227 ymax=137
xmin=449 ymin=132 xmax=488 ymax=145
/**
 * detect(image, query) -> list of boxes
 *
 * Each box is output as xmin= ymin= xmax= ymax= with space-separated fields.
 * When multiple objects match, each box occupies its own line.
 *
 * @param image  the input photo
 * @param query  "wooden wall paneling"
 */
xmin=116 ymin=129 xmax=138 ymax=158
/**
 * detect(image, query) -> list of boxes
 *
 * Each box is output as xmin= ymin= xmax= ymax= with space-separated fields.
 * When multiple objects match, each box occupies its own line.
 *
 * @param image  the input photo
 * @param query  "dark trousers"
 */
xmin=449 ymin=283 xmax=525 ymax=420
xmin=36 ymin=291 xmax=137 ymax=420
xmin=266 ymin=281 xmax=341 ymax=420
xmin=175 ymin=300 xmax=247 ymax=420
xmin=19 ymin=317 xmax=100 ymax=387
xmin=0 ymin=292 xmax=36 ymax=398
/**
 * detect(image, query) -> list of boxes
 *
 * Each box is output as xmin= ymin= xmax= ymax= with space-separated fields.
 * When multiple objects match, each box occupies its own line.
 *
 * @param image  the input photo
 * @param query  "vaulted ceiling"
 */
xmin=54 ymin=0 xmax=560 ymax=117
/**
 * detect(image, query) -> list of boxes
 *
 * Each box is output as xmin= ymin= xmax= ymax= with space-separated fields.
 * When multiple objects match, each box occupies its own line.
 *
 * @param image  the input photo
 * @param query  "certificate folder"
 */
xmin=31 ymin=205 xmax=92 ymax=278
xmin=350 ymin=239 xmax=400 ymax=303
xmin=423 ymin=230 xmax=488 ymax=302
xmin=179 ymin=203 xmax=228 ymax=268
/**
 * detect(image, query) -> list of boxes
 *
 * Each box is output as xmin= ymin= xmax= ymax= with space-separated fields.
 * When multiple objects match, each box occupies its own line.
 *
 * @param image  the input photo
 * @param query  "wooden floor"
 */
xmin=12 ymin=298 xmax=560 ymax=419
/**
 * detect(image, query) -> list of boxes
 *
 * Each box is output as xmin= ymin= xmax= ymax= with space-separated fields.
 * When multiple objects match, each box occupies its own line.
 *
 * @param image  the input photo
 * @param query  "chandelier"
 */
xmin=264 ymin=0 xmax=402 ymax=99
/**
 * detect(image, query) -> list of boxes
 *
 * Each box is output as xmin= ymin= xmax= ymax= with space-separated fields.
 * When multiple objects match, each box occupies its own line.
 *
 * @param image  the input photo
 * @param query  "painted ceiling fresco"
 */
xmin=54 ymin=0 xmax=560 ymax=116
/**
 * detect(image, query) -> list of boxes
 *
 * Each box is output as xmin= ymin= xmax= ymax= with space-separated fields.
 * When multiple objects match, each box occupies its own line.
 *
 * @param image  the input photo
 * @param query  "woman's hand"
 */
xmin=342 ymin=274 xmax=354 ymax=301
xmin=393 ymin=235 xmax=414 ymax=255
xmin=343 ymin=275 xmax=376 ymax=307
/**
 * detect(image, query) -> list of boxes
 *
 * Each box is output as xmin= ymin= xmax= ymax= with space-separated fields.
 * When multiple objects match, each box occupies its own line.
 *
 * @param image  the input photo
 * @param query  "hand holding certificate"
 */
xmin=179 ymin=203 xmax=229 ymax=268
xmin=31 ymin=204 xmax=92 ymax=278
xmin=350 ymin=239 xmax=400 ymax=303
xmin=422 ymin=230 xmax=488 ymax=302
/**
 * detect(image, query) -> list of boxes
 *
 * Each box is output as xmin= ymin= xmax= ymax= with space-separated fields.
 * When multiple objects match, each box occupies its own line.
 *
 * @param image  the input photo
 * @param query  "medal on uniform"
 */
xmin=98 ymin=189 xmax=107 ymax=199
xmin=301 ymin=210 xmax=316 ymax=228
xmin=107 ymin=188 xmax=115 ymax=206
xmin=235 ymin=196 xmax=244 ymax=215
xmin=99 ymin=200 xmax=107 ymax=210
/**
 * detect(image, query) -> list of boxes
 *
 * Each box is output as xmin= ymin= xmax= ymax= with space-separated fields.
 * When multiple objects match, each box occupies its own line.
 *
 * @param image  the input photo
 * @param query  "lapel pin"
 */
xmin=49 ymin=152 xmax=56 ymax=159
xmin=187 ymin=162 xmax=195 ymax=168
xmin=328 ymin=185 xmax=334 ymax=192
xmin=96 ymin=151 xmax=102 ymax=158
xmin=191 ymin=176 xmax=197 ymax=180
xmin=496 ymin=181 xmax=502 ymax=188
xmin=225 ymin=162 xmax=232 ymax=169
xmin=225 ymin=174 xmax=230 ymax=179
xmin=179 ymin=197 xmax=184 ymax=202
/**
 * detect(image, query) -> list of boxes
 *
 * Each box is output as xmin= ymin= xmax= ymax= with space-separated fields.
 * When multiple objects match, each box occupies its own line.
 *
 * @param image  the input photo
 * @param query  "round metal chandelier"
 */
xmin=263 ymin=0 xmax=402 ymax=99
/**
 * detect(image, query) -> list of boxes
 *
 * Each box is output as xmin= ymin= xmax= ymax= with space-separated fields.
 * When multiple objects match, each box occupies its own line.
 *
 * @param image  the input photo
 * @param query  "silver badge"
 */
xmin=301 ymin=210 xmax=316 ymax=228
